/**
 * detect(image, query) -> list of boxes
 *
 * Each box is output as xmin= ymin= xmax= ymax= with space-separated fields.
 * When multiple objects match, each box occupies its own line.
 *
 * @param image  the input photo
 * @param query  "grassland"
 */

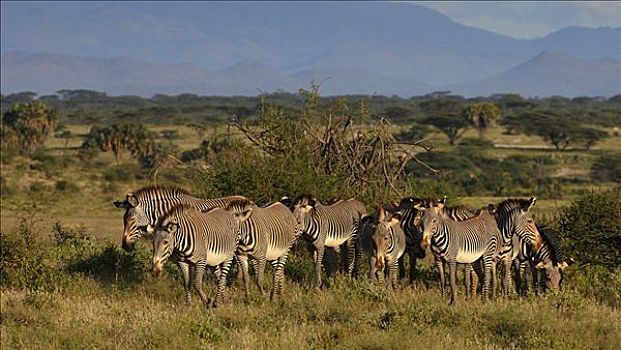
xmin=1 ymin=122 xmax=620 ymax=349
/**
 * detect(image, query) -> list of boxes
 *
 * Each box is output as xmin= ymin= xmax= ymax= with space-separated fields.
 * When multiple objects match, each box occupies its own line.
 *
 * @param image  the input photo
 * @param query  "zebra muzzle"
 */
xmin=152 ymin=261 xmax=163 ymax=277
xmin=375 ymin=255 xmax=384 ymax=270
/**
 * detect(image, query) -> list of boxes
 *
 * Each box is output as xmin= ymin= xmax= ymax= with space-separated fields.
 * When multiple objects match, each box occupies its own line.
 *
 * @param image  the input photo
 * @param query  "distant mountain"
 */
xmin=1 ymin=51 xmax=212 ymax=95
xmin=450 ymin=51 xmax=621 ymax=97
xmin=292 ymin=67 xmax=432 ymax=96
xmin=531 ymin=26 xmax=621 ymax=60
xmin=1 ymin=2 xmax=619 ymax=97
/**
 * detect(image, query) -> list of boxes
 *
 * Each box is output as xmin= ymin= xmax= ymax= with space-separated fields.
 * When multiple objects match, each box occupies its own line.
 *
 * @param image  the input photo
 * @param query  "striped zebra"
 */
xmin=151 ymin=205 xmax=251 ymax=307
xmin=224 ymin=198 xmax=301 ymax=299
xmin=416 ymin=203 xmax=499 ymax=304
xmin=360 ymin=206 xmax=406 ymax=288
xmin=292 ymin=194 xmax=366 ymax=287
xmin=514 ymin=225 xmax=573 ymax=293
xmin=113 ymin=185 xmax=248 ymax=251
xmin=396 ymin=197 xmax=478 ymax=296
xmin=488 ymin=197 xmax=543 ymax=297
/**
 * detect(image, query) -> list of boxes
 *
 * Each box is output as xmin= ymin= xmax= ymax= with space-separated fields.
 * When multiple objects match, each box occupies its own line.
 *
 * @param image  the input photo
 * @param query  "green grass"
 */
xmin=1 ymin=122 xmax=620 ymax=349
xmin=2 ymin=272 xmax=620 ymax=350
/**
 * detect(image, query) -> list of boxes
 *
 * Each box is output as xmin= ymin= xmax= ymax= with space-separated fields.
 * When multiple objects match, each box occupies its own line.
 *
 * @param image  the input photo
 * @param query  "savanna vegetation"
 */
xmin=1 ymin=87 xmax=620 ymax=349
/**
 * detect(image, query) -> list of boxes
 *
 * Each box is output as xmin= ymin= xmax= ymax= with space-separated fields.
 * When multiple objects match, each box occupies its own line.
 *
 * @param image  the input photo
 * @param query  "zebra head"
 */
xmin=151 ymin=221 xmax=177 ymax=278
xmin=497 ymin=197 xmax=542 ymax=251
xmin=372 ymin=206 xmax=401 ymax=271
xmin=225 ymin=199 xmax=254 ymax=228
xmin=536 ymin=258 xmax=574 ymax=291
xmin=114 ymin=193 xmax=151 ymax=251
xmin=291 ymin=194 xmax=318 ymax=237
xmin=415 ymin=204 xmax=441 ymax=251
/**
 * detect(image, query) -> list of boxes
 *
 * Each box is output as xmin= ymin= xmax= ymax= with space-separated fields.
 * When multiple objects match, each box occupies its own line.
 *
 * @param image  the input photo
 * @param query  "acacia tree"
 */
xmin=502 ymin=111 xmax=608 ymax=151
xmin=2 ymin=101 xmax=58 ymax=156
xmin=81 ymin=123 xmax=156 ymax=165
xmin=418 ymin=98 xmax=470 ymax=145
xmin=463 ymin=102 xmax=501 ymax=138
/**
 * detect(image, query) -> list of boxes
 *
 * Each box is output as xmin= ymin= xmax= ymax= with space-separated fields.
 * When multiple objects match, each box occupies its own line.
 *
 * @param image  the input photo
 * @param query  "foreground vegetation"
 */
xmin=1 ymin=88 xmax=620 ymax=349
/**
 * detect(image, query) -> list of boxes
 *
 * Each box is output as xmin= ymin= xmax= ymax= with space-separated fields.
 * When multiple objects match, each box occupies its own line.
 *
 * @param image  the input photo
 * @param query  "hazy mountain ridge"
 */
xmin=1 ymin=2 xmax=619 ymax=97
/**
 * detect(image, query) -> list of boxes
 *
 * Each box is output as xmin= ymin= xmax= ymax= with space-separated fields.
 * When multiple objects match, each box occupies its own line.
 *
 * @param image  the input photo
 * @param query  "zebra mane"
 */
xmin=225 ymin=198 xmax=254 ymax=211
xmin=537 ymin=225 xmax=565 ymax=265
xmin=398 ymin=197 xmax=436 ymax=209
xmin=132 ymin=185 xmax=192 ymax=200
xmin=495 ymin=198 xmax=532 ymax=215
xmin=293 ymin=193 xmax=316 ymax=206
xmin=157 ymin=203 xmax=191 ymax=224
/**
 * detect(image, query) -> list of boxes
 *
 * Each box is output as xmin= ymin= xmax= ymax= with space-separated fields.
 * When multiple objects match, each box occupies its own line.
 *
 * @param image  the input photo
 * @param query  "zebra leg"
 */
xmin=530 ymin=261 xmax=540 ymax=295
xmin=192 ymin=262 xmax=210 ymax=307
xmin=270 ymin=254 xmax=288 ymax=299
xmin=409 ymin=248 xmax=418 ymax=285
xmin=369 ymin=256 xmax=378 ymax=283
xmin=313 ymin=245 xmax=325 ymax=289
xmin=254 ymin=257 xmax=267 ymax=295
xmin=491 ymin=260 xmax=498 ymax=299
xmin=464 ymin=263 xmax=472 ymax=301
xmin=214 ymin=258 xmax=234 ymax=307
xmin=435 ymin=258 xmax=446 ymax=296
xmin=448 ymin=261 xmax=457 ymax=305
xmin=346 ymin=237 xmax=357 ymax=277
xmin=482 ymin=257 xmax=494 ymax=302
xmin=177 ymin=261 xmax=192 ymax=305
xmin=398 ymin=254 xmax=406 ymax=280
xmin=503 ymin=259 xmax=513 ymax=297
xmin=521 ymin=262 xmax=532 ymax=294
xmin=389 ymin=260 xmax=399 ymax=289
xmin=237 ymin=254 xmax=251 ymax=296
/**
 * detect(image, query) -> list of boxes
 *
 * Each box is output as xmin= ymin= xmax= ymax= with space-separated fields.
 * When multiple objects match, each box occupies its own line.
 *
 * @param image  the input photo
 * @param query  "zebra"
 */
xmin=151 ymin=205 xmax=251 ymax=307
xmin=291 ymin=194 xmax=366 ymax=288
xmin=416 ymin=203 xmax=499 ymax=304
xmin=487 ymin=197 xmax=543 ymax=297
xmin=514 ymin=225 xmax=573 ymax=294
xmin=395 ymin=197 xmax=478 ymax=296
xmin=360 ymin=206 xmax=406 ymax=288
xmin=224 ymin=198 xmax=301 ymax=299
xmin=113 ymin=184 xmax=248 ymax=251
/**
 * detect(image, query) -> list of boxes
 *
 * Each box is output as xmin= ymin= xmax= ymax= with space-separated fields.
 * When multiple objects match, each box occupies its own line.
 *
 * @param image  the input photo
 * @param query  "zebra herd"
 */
xmin=113 ymin=185 xmax=573 ymax=307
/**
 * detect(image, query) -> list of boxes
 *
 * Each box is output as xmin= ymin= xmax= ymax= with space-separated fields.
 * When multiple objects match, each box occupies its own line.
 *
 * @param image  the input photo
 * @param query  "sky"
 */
xmin=414 ymin=1 xmax=621 ymax=39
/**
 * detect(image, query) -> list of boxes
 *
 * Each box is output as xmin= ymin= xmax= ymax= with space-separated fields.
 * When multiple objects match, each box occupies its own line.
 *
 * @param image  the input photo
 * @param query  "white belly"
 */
xmin=266 ymin=246 xmax=288 ymax=261
xmin=325 ymin=235 xmax=348 ymax=248
xmin=205 ymin=252 xmax=233 ymax=266
xmin=456 ymin=250 xmax=482 ymax=264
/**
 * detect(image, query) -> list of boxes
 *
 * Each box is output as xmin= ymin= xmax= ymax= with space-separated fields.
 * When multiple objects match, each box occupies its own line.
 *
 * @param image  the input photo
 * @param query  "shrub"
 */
xmin=558 ymin=187 xmax=621 ymax=268
xmin=0 ymin=219 xmax=67 ymax=292
xmin=55 ymin=180 xmax=80 ymax=193
xmin=591 ymin=153 xmax=621 ymax=183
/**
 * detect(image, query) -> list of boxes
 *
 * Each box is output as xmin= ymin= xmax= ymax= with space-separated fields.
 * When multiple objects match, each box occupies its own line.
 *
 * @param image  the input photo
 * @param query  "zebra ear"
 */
xmin=113 ymin=200 xmax=130 ymax=209
xmin=166 ymin=222 xmax=179 ymax=233
xmin=126 ymin=193 xmax=138 ymax=207
xmin=388 ymin=213 xmax=402 ymax=226
xmin=236 ymin=208 xmax=253 ymax=222
xmin=524 ymin=196 xmax=536 ymax=211
xmin=377 ymin=205 xmax=386 ymax=221
xmin=487 ymin=204 xmax=496 ymax=214
xmin=280 ymin=196 xmax=293 ymax=208
xmin=436 ymin=196 xmax=445 ymax=209
xmin=309 ymin=198 xmax=317 ymax=207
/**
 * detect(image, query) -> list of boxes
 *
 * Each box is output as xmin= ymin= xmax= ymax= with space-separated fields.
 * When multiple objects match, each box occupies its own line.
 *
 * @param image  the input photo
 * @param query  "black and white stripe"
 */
xmin=292 ymin=194 xmax=366 ymax=287
xmin=224 ymin=198 xmax=300 ymax=298
xmin=151 ymin=205 xmax=248 ymax=307
xmin=418 ymin=204 xmax=499 ymax=304
xmin=113 ymin=185 xmax=248 ymax=251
